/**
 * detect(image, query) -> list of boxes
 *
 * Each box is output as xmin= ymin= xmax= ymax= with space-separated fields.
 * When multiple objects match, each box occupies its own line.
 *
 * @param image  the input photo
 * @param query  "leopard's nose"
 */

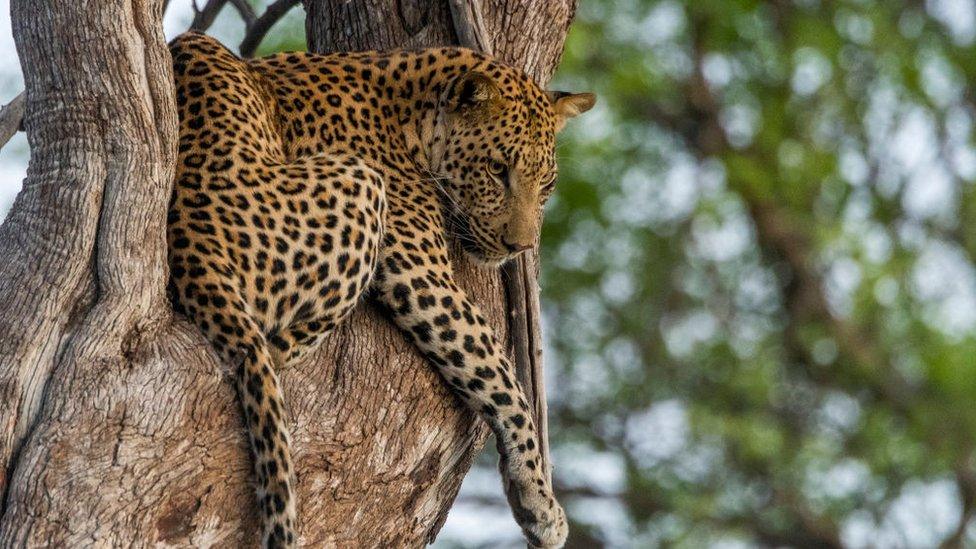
xmin=502 ymin=219 xmax=536 ymax=253
xmin=503 ymin=238 xmax=533 ymax=253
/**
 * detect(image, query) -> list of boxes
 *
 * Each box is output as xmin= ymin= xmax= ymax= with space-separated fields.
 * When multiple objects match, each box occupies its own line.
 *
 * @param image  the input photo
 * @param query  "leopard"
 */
xmin=166 ymin=31 xmax=594 ymax=548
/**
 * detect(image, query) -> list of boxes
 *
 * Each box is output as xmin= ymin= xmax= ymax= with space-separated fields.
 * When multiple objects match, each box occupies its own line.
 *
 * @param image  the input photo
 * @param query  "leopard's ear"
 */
xmin=449 ymin=71 xmax=501 ymax=112
xmin=547 ymin=91 xmax=596 ymax=131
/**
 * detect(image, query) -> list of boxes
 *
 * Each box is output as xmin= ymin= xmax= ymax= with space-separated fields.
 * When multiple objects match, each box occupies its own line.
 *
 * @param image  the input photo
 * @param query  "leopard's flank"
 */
xmin=167 ymin=32 xmax=594 ymax=548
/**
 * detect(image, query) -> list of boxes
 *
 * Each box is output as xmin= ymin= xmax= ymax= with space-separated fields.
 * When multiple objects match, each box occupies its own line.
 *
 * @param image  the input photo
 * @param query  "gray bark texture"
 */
xmin=0 ymin=0 xmax=576 ymax=546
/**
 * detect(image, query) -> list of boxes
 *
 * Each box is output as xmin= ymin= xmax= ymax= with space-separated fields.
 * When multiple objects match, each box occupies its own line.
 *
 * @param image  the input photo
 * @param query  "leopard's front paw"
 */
xmin=520 ymin=500 xmax=567 ymax=548
xmin=504 ymin=474 xmax=568 ymax=548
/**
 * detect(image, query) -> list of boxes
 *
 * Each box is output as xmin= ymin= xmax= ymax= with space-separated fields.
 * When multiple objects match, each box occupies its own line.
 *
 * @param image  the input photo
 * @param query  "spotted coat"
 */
xmin=167 ymin=32 xmax=594 ymax=549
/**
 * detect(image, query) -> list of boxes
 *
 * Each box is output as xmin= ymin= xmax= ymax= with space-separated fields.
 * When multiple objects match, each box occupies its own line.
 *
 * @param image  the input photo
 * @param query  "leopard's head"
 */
xmin=432 ymin=65 xmax=595 ymax=266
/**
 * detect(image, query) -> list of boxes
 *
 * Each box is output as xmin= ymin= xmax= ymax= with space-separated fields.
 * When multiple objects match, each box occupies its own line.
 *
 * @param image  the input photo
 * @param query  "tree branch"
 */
xmin=239 ymin=0 xmax=301 ymax=58
xmin=189 ymin=0 xmax=229 ymax=31
xmin=0 ymin=92 xmax=25 ymax=152
xmin=228 ymin=0 xmax=257 ymax=26
xmin=942 ymin=459 xmax=976 ymax=548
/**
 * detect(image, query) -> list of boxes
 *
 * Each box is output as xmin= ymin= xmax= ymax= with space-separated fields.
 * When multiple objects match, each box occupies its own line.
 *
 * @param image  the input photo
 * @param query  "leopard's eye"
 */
xmin=487 ymin=160 xmax=509 ymax=183
xmin=541 ymin=174 xmax=557 ymax=194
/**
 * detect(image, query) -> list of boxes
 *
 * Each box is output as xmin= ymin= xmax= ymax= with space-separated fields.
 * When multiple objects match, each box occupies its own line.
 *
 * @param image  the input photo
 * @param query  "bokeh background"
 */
xmin=4 ymin=1 xmax=976 ymax=547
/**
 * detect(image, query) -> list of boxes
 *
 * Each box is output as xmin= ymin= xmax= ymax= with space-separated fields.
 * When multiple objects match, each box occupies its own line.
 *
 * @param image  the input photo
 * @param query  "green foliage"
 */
xmin=542 ymin=0 xmax=976 ymax=546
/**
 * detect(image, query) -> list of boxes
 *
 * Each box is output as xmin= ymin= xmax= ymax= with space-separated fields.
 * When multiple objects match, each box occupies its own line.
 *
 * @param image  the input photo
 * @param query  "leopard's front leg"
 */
xmin=374 ymin=230 xmax=567 ymax=548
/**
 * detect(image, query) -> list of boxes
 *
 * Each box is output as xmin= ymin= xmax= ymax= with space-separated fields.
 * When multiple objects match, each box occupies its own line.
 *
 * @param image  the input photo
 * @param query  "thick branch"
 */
xmin=0 ymin=92 xmax=24 ymax=151
xmin=0 ymin=0 xmax=181 ymax=543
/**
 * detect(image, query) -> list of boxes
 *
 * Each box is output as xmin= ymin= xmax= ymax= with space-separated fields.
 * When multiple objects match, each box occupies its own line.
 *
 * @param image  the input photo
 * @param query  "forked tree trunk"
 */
xmin=0 ymin=0 xmax=575 ymax=546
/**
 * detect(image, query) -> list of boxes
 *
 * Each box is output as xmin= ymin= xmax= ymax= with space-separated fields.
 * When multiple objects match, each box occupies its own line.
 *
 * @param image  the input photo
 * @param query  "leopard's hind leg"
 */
xmin=254 ymin=153 xmax=387 ymax=369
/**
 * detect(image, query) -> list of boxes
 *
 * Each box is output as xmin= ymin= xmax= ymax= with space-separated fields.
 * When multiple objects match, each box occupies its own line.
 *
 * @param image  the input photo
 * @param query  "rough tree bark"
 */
xmin=0 ymin=0 xmax=576 ymax=546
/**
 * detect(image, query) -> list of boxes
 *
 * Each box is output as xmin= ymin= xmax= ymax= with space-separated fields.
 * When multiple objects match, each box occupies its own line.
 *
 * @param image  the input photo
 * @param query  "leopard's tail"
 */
xmin=232 ymin=331 xmax=297 ymax=548
xmin=187 ymin=287 xmax=297 ymax=548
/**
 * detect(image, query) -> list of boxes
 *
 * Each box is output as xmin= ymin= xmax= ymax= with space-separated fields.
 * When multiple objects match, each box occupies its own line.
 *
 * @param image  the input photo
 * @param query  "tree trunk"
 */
xmin=0 ymin=0 xmax=575 ymax=546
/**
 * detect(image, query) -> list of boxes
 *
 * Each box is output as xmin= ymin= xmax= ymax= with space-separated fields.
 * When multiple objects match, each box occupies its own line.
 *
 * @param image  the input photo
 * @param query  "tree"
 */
xmin=0 ymin=0 xmax=577 ymax=545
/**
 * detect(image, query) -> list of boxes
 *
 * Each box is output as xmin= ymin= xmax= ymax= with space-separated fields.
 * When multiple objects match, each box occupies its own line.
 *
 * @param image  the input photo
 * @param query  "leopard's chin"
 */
xmin=450 ymin=215 xmax=511 ymax=267
xmin=458 ymin=237 xmax=509 ymax=267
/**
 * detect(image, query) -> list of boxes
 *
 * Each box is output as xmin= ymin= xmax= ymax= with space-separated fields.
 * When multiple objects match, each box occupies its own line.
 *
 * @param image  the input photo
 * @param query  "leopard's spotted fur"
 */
xmin=167 ymin=32 xmax=594 ymax=548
